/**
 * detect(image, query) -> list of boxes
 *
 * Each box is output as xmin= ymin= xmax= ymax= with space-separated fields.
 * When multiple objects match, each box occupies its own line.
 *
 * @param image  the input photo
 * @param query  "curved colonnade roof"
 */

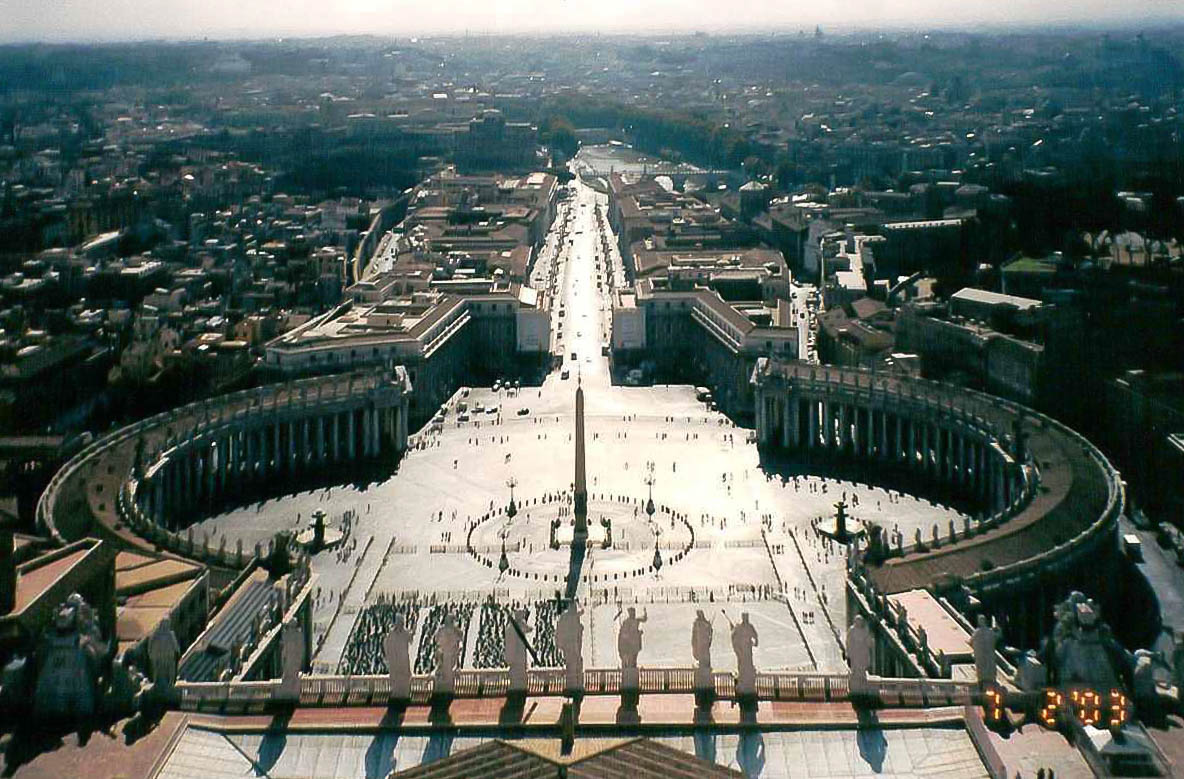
xmin=38 ymin=370 xmax=391 ymax=558
xmin=754 ymin=359 xmax=1123 ymax=595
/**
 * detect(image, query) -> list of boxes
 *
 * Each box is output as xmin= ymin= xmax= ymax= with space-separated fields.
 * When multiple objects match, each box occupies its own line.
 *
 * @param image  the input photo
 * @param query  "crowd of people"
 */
xmin=473 ymin=601 xmax=511 ymax=668
xmin=414 ymin=602 xmax=475 ymax=674
xmin=466 ymin=599 xmax=568 ymax=669
xmin=340 ymin=595 xmax=578 ymax=676
xmin=337 ymin=597 xmax=419 ymax=675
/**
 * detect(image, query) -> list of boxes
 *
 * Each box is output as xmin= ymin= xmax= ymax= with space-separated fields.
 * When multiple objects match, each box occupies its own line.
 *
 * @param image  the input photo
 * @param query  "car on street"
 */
xmin=517 ymin=407 xmax=530 ymax=416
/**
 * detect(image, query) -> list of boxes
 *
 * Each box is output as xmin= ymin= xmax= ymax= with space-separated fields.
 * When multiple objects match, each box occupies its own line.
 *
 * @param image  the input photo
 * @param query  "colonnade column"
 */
xmin=983 ymin=449 xmax=994 ymax=507
xmin=820 ymin=400 xmax=827 ymax=449
xmin=206 ymin=444 xmax=217 ymax=498
xmin=934 ymin=425 xmax=944 ymax=478
xmin=333 ymin=413 xmax=341 ymax=460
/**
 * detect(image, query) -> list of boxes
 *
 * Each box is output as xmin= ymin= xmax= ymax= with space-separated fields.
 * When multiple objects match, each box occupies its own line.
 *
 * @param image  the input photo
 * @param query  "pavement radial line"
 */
xmin=790 ymin=531 xmax=846 ymax=656
xmin=761 ymin=528 xmax=815 ymax=670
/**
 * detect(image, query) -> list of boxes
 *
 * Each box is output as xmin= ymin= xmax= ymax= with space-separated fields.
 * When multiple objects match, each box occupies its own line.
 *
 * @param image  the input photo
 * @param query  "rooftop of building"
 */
xmin=145 ymin=700 xmax=996 ymax=779
xmin=633 ymin=278 xmax=756 ymax=338
xmin=950 ymin=287 xmax=1043 ymax=311
xmin=1003 ymin=256 xmax=1060 ymax=275
xmin=178 ymin=567 xmax=274 ymax=682
xmin=633 ymin=246 xmax=786 ymax=279
xmin=881 ymin=218 xmax=964 ymax=231
xmin=10 ymin=541 xmax=98 ymax=615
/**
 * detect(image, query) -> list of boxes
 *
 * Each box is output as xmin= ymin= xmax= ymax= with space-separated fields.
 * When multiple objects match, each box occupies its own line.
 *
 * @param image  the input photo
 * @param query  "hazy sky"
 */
xmin=1 ymin=0 xmax=1181 ymax=43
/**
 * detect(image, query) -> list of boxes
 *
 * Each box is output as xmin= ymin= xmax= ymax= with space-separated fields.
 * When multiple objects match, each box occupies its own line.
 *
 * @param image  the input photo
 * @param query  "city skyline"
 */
xmin=2 ymin=0 xmax=1184 ymax=43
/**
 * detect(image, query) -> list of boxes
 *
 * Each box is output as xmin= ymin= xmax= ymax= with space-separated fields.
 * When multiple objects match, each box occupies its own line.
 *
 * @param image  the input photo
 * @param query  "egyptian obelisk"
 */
xmin=573 ymin=380 xmax=588 ymax=541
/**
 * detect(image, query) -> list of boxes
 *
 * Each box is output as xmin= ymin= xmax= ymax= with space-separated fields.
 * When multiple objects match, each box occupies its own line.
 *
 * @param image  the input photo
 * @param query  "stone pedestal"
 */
xmin=694 ymin=665 xmax=715 ymax=710
xmin=621 ymin=666 xmax=639 ymax=695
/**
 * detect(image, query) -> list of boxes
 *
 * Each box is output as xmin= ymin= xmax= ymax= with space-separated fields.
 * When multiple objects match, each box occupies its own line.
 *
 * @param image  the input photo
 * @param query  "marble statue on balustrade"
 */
xmin=107 ymin=658 xmax=146 ymax=715
xmin=847 ymin=614 xmax=872 ymax=696
xmin=971 ymin=615 xmax=1000 ymax=687
xmin=864 ymin=523 xmax=886 ymax=564
xmin=32 ymin=593 xmax=109 ymax=722
xmin=618 ymin=607 xmax=647 ymax=692
xmin=433 ymin=617 xmax=463 ymax=697
xmin=556 ymin=602 xmax=584 ymax=693
xmin=618 ymin=607 xmax=646 ymax=670
xmin=1132 ymin=649 xmax=1162 ymax=706
xmin=730 ymin=612 xmax=758 ymax=697
xmin=384 ymin=616 xmax=411 ymax=702
xmin=145 ymin=617 xmax=181 ymax=702
xmin=692 ymin=610 xmax=713 ymax=691
xmin=1043 ymin=592 xmax=1132 ymax=690
xmin=506 ymin=607 xmax=531 ymax=695
xmin=1016 ymin=650 xmax=1047 ymax=692
xmin=0 ymin=655 xmax=30 ymax=714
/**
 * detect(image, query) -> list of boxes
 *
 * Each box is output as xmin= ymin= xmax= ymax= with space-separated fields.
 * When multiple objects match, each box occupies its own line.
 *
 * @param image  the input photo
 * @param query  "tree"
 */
xmin=539 ymin=116 xmax=579 ymax=160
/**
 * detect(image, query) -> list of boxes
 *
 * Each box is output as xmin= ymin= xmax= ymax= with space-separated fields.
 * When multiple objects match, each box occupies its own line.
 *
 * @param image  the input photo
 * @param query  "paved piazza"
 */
xmin=193 ymin=180 xmax=964 ymax=676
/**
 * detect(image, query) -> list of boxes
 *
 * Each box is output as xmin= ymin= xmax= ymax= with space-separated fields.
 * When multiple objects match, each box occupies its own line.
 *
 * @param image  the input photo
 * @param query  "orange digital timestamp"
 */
xmin=1108 ymin=689 xmax=1131 ymax=728
xmin=1038 ymin=689 xmax=1063 ymax=728
xmin=1069 ymin=688 xmax=1103 ymax=727
xmin=982 ymin=686 xmax=1005 ymax=724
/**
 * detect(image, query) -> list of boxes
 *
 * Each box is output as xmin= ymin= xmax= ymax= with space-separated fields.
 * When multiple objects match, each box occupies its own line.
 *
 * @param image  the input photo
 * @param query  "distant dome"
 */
xmin=892 ymin=71 xmax=928 ymax=87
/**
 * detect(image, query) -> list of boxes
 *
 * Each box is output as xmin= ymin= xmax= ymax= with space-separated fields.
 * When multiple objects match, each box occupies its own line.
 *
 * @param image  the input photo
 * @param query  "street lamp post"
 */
xmin=506 ymin=476 xmax=518 ymax=520
xmin=643 ymin=466 xmax=663 ymax=573
xmin=644 ymin=466 xmax=656 ymax=519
